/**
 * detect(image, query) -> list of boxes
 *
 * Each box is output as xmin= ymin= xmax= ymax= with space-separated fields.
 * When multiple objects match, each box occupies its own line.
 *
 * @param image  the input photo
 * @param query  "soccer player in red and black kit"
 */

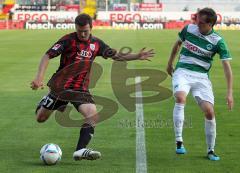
xmin=31 ymin=13 xmax=155 ymax=161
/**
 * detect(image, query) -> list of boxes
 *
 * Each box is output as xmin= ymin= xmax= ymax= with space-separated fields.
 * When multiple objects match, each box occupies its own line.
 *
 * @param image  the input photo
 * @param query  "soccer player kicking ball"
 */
xmin=166 ymin=8 xmax=233 ymax=161
xmin=31 ymin=13 xmax=155 ymax=161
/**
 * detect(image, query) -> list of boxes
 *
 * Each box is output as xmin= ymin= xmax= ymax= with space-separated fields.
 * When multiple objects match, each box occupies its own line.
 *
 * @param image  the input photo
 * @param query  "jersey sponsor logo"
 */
xmin=90 ymin=44 xmax=95 ymax=51
xmin=184 ymin=41 xmax=212 ymax=57
xmin=77 ymin=50 xmax=92 ymax=58
xmin=52 ymin=44 xmax=61 ymax=50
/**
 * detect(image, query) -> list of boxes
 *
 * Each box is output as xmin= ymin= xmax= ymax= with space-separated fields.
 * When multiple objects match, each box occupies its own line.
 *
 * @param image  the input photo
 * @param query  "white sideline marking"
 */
xmin=135 ymin=76 xmax=147 ymax=173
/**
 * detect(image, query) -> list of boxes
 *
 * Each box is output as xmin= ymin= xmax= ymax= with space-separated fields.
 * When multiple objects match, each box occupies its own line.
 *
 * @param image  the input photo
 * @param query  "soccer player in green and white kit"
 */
xmin=166 ymin=8 xmax=233 ymax=161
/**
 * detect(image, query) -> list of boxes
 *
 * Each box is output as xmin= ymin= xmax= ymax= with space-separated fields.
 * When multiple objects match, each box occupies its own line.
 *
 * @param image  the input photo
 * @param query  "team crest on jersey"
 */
xmin=90 ymin=44 xmax=95 ymax=51
xmin=52 ymin=44 xmax=61 ymax=50
xmin=206 ymin=44 xmax=213 ymax=50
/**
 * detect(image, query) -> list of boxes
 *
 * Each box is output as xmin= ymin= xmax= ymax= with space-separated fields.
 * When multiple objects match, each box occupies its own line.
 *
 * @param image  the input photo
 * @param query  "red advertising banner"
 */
xmin=139 ymin=3 xmax=163 ymax=11
xmin=58 ymin=5 xmax=79 ymax=12
xmin=113 ymin=4 xmax=128 ymax=11
xmin=164 ymin=21 xmax=191 ymax=29
xmin=0 ymin=21 xmax=24 ymax=30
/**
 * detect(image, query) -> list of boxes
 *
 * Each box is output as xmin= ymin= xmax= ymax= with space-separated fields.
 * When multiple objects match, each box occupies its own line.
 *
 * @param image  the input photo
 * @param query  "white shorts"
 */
xmin=172 ymin=68 xmax=214 ymax=105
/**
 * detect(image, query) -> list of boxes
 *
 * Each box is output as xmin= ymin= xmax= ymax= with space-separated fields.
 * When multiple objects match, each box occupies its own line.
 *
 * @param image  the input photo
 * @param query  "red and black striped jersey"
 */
xmin=46 ymin=32 xmax=116 ymax=92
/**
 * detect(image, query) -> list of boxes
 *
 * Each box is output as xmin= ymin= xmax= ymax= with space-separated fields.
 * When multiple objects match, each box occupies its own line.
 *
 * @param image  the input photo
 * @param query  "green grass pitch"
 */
xmin=0 ymin=29 xmax=239 ymax=173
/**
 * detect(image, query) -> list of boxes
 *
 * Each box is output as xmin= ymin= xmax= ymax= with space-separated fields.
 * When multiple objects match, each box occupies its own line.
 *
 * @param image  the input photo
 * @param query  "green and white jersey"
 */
xmin=176 ymin=24 xmax=231 ymax=73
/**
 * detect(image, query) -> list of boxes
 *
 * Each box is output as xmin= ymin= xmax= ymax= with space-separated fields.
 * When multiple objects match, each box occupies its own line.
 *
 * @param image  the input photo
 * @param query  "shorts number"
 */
xmin=43 ymin=96 xmax=54 ymax=108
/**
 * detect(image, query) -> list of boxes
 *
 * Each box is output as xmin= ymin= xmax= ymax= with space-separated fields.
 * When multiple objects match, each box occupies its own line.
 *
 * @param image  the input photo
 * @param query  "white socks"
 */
xmin=173 ymin=102 xmax=216 ymax=153
xmin=173 ymin=103 xmax=185 ymax=142
xmin=205 ymin=118 xmax=216 ymax=152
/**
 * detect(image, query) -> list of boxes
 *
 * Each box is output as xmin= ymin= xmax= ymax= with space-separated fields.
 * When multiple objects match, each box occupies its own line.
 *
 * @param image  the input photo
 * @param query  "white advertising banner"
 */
xmin=97 ymin=11 xmax=240 ymax=23
xmin=97 ymin=11 xmax=194 ymax=22
xmin=13 ymin=11 xmax=78 ymax=22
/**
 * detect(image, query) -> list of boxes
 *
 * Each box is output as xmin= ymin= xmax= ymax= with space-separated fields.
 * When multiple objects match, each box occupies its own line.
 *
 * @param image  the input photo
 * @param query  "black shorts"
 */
xmin=38 ymin=91 xmax=95 ymax=111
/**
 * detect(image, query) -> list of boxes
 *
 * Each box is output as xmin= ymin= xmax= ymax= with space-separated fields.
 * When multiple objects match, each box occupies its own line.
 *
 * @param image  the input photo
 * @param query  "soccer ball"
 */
xmin=40 ymin=143 xmax=62 ymax=165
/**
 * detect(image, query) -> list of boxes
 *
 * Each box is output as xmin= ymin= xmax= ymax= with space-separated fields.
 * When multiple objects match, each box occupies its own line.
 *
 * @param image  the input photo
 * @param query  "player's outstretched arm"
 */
xmin=112 ymin=47 xmax=155 ymax=61
xmin=222 ymin=60 xmax=234 ymax=110
xmin=166 ymin=39 xmax=182 ymax=76
xmin=31 ymin=54 xmax=50 ymax=90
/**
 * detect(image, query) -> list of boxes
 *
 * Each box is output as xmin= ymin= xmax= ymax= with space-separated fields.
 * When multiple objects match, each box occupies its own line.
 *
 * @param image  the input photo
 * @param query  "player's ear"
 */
xmin=89 ymin=25 xmax=92 ymax=32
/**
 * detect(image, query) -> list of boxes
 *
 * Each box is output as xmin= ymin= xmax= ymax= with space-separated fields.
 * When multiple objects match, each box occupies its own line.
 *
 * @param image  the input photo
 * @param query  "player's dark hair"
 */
xmin=198 ymin=8 xmax=217 ymax=26
xmin=75 ymin=13 xmax=92 ymax=28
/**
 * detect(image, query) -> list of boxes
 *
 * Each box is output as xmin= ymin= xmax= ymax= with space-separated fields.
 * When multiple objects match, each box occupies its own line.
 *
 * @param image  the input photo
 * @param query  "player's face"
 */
xmin=76 ymin=24 xmax=92 ymax=41
xmin=197 ymin=14 xmax=212 ymax=34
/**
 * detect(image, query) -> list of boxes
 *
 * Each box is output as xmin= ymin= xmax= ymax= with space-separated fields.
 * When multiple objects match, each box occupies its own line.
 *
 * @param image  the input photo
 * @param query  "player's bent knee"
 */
xmin=175 ymin=96 xmax=186 ymax=104
xmin=36 ymin=113 xmax=48 ymax=123
xmin=205 ymin=108 xmax=215 ymax=120
xmin=36 ymin=107 xmax=53 ymax=123
xmin=36 ymin=117 xmax=46 ymax=123
xmin=174 ymin=92 xmax=187 ymax=104
xmin=85 ymin=112 xmax=99 ymax=125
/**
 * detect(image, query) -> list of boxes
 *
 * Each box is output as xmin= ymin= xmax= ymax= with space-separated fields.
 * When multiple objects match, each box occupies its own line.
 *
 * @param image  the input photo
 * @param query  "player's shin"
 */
xmin=75 ymin=123 xmax=95 ymax=151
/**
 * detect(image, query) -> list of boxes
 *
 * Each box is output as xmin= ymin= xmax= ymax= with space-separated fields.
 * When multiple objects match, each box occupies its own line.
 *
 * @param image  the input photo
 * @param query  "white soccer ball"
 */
xmin=40 ymin=143 xmax=62 ymax=165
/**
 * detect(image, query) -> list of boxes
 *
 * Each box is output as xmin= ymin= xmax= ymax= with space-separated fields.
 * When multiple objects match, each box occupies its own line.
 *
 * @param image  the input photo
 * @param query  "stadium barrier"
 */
xmin=1 ymin=20 xmax=240 ymax=30
xmin=1 ymin=11 xmax=240 ymax=30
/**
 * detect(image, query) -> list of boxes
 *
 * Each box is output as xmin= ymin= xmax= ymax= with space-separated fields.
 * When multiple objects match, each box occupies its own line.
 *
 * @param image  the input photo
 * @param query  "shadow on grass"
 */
xmin=21 ymin=160 xmax=85 ymax=167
